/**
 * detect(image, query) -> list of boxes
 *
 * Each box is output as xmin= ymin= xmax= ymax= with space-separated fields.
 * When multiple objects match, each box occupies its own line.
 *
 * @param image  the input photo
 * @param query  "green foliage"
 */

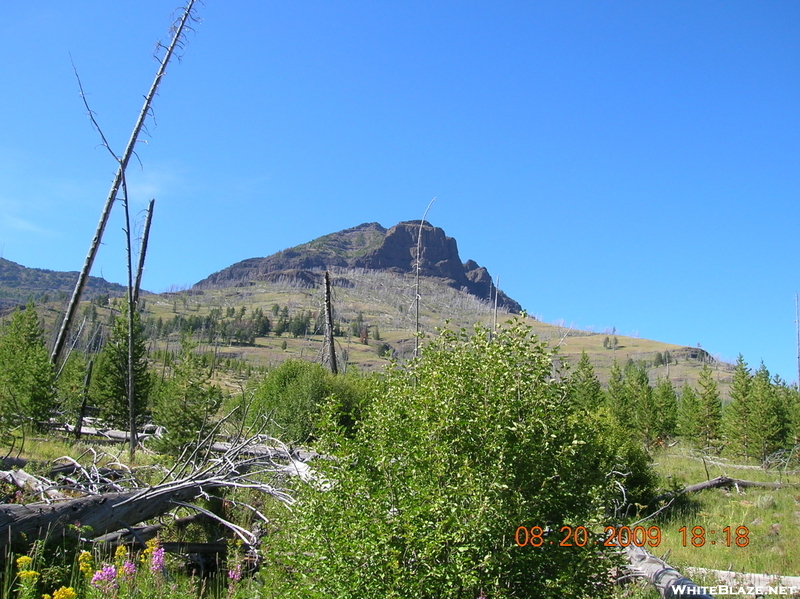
xmin=650 ymin=378 xmax=678 ymax=439
xmin=151 ymin=337 xmax=223 ymax=454
xmin=569 ymin=351 xmax=603 ymax=410
xmin=90 ymin=306 xmax=151 ymax=429
xmin=677 ymin=384 xmax=702 ymax=442
xmin=746 ymin=364 xmax=789 ymax=462
xmin=242 ymin=360 xmax=368 ymax=443
xmin=0 ymin=302 xmax=55 ymax=433
xmin=264 ymin=322 xmax=655 ymax=598
xmin=55 ymin=353 xmax=88 ymax=425
xmin=723 ymin=355 xmax=752 ymax=458
xmin=696 ymin=364 xmax=722 ymax=447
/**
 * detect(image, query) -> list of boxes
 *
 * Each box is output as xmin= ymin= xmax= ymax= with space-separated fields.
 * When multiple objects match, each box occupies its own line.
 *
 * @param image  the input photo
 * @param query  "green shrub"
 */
xmin=242 ymin=360 xmax=369 ymax=443
xmin=263 ymin=322 xmax=656 ymax=598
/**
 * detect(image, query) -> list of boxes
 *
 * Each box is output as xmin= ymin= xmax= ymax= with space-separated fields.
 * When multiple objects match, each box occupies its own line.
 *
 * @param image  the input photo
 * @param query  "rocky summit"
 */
xmin=194 ymin=221 xmax=522 ymax=312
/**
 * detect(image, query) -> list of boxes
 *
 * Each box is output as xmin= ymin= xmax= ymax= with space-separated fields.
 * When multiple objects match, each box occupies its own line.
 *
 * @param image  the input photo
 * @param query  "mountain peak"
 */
xmin=195 ymin=221 xmax=522 ymax=312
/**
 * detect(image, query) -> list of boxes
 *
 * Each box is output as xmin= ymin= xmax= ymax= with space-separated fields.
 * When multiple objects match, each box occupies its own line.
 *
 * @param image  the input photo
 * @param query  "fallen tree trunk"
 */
xmin=653 ymin=476 xmax=800 ymax=503
xmin=0 ymin=484 xmax=209 ymax=554
xmin=0 ymin=441 xmax=295 ymax=554
xmin=624 ymin=544 xmax=714 ymax=598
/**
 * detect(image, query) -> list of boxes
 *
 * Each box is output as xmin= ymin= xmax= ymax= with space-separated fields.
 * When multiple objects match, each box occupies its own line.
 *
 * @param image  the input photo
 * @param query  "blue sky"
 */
xmin=1 ymin=1 xmax=799 ymax=382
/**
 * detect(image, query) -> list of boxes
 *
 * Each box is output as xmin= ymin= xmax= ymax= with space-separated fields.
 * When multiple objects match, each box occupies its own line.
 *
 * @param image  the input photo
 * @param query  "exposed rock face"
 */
xmin=195 ymin=221 xmax=522 ymax=312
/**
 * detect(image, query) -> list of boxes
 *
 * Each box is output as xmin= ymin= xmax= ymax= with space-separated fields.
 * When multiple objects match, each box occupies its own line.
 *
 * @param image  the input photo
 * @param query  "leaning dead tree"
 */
xmin=133 ymin=199 xmax=155 ymax=307
xmin=51 ymin=0 xmax=199 ymax=367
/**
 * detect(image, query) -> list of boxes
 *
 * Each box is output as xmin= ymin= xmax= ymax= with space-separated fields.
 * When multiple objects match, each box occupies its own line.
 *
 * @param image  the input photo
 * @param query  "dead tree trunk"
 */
xmin=133 ymin=199 xmax=155 ymax=307
xmin=625 ymin=544 xmax=714 ymax=598
xmin=73 ymin=359 xmax=93 ymax=440
xmin=413 ymin=198 xmax=435 ymax=358
xmin=0 ymin=485 xmax=205 ymax=554
xmin=50 ymin=0 xmax=198 ymax=367
xmin=324 ymin=271 xmax=338 ymax=374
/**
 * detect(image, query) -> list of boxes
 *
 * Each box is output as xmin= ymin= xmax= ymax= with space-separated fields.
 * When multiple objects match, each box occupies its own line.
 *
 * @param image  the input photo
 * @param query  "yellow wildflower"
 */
xmin=141 ymin=537 xmax=159 ymax=564
xmin=16 ymin=555 xmax=33 ymax=570
xmin=18 ymin=570 xmax=39 ymax=582
xmin=78 ymin=550 xmax=93 ymax=578
xmin=42 ymin=594 xmax=52 ymax=599
xmin=114 ymin=545 xmax=127 ymax=567
xmin=52 ymin=587 xmax=77 ymax=599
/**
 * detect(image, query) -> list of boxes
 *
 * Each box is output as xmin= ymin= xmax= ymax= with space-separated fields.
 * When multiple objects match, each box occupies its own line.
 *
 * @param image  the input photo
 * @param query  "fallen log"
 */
xmin=93 ymin=513 xmax=212 ymax=550
xmin=0 ymin=441 xmax=294 ymax=554
xmin=624 ymin=544 xmax=714 ymax=598
xmin=0 ymin=469 xmax=66 ymax=501
xmin=653 ymin=476 xmax=800 ymax=503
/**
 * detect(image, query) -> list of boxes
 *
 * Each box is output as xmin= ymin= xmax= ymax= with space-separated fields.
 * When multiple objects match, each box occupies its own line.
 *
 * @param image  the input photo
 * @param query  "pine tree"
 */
xmin=569 ymin=352 xmax=603 ymax=410
xmin=696 ymin=364 xmax=722 ymax=448
xmin=748 ymin=364 xmax=788 ymax=462
xmin=91 ymin=306 xmax=151 ymax=429
xmin=152 ymin=336 xmax=223 ymax=454
xmin=723 ymin=355 xmax=752 ymax=457
xmin=0 ymin=302 xmax=55 ymax=432
xmin=622 ymin=362 xmax=654 ymax=440
xmin=677 ymin=384 xmax=702 ymax=443
xmin=605 ymin=360 xmax=627 ymax=425
xmin=651 ymin=378 xmax=678 ymax=439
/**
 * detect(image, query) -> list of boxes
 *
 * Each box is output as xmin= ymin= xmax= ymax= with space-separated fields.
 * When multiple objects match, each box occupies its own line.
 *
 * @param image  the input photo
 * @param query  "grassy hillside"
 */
xmin=134 ymin=267 xmax=732 ymax=392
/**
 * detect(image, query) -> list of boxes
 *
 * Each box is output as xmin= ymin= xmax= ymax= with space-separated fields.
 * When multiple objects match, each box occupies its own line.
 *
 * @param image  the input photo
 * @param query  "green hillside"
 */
xmin=137 ymin=267 xmax=733 ymax=394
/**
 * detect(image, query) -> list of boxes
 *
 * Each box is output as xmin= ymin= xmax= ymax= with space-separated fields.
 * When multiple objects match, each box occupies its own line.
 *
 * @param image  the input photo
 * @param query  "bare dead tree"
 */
xmin=414 ymin=197 xmax=435 ymax=358
xmin=119 ymin=173 xmax=138 ymax=461
xmin=51 ymin=0 xmax=199 ymax=367
xmin=133 ymin=199 xmax=155 ymax=306
xmin=73 ymin=358 xmax=93 ymax=440
xmin=324 ymin=271 xmax=338 ymax=374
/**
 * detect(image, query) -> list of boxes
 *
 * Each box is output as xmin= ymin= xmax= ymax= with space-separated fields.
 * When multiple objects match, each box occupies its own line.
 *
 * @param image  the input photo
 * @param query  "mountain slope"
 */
xmin=0 ymin=257 xmax=128 ymax=310
xmin=194 ymin=221 xmax=522 ymax=312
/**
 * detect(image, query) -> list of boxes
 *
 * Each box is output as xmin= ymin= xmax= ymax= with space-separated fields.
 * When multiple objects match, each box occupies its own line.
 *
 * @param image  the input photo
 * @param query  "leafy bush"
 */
xmin=240 ymin=360 xmax=369 ymax=443
xmin=263 ymin=322 xmax=656 ymax=598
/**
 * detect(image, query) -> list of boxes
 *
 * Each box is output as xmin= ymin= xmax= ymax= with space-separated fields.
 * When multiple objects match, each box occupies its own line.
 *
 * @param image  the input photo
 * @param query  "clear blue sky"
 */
xmin=1 ymin=1 xmax=799 ymax=382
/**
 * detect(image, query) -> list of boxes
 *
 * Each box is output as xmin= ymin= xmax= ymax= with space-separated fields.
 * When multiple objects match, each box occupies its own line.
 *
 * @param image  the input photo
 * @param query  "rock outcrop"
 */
xmin=195 ymin=221 xmax=522 ymax=312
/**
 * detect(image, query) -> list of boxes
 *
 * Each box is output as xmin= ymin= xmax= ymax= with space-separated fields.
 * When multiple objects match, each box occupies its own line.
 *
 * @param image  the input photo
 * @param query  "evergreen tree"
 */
xmin=0 ymin=302 xmax=55 ymax=432
xmin=152 ymin=337 xmax=223 ymax=454
xmin=748 ymin=364 xmax=788 ymax=462
xmin=677 ymin=385 xmax=702 ymax=442
xmin=723 ymin=355 xmax=752 ymax=457
xmin=568 ymin=352 xmax=603 ymax=411
xmin=622 ymin=362 xmax=653 ymax=440
xmin=696 ymin=364 xmax=722 ymax=448
xmin=605 ymin=360 xmax=627 ymax=425
xmin=651 ymin=377 xmax=678 ymax=439
xmin=91 ymin=306 xmax=151 ymax=429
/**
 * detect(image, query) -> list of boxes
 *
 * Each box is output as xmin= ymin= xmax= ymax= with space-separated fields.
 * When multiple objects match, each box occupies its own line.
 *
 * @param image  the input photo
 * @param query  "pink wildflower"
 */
xmin=91 ymin=564 xmax=118 ymax=590
xmin=122 ymin=560 xmax=136 ymax=579
xmin=228 ymin=563 xmax=242 ymax=582
xmin=150 ymin=546 xmax=165 ymax=573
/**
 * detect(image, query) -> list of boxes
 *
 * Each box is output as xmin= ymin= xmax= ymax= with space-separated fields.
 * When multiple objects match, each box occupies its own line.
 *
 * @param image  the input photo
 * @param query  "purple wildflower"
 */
xmin=150 ymin=546 xmax=165 ymax=573
xmin=122 ymin=560 xmax=136 ymax=579
xmin=91 ymin=564 xmax=118 ymax=590
xmin=228 ymin=563 xmax=242 ymax=582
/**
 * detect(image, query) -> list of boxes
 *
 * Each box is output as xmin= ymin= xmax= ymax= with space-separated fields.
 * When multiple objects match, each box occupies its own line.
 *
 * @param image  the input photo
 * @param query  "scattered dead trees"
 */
xmin=50 ymin=1 xmax=200 ymax=463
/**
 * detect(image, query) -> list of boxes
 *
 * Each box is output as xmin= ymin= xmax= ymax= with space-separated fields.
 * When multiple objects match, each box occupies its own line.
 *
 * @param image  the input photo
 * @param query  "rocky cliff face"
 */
xmin=194 ymin=221 xmax=522 ymax=312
